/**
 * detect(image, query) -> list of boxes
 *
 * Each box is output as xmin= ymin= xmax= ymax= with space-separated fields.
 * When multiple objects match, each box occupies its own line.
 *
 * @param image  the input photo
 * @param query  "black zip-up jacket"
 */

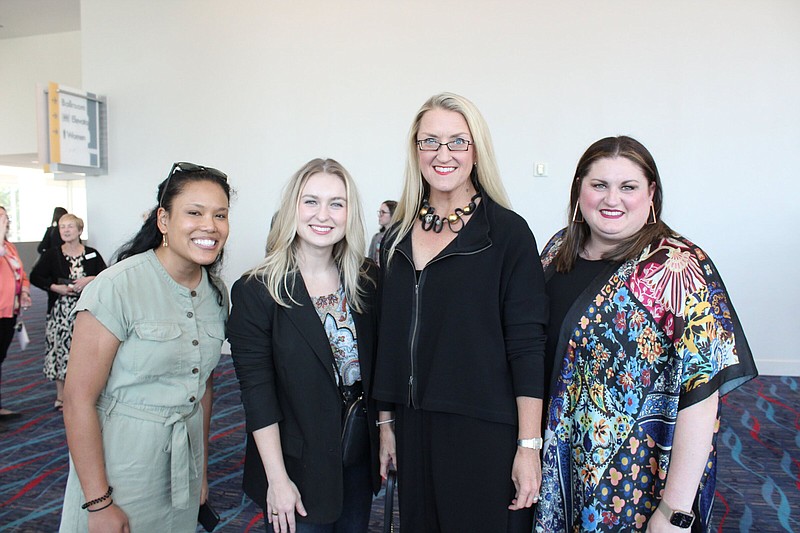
xmin=373 ymin=195 xmax=548 ymax=426
xmin=30 ymin=245 xmax=107 ymax=313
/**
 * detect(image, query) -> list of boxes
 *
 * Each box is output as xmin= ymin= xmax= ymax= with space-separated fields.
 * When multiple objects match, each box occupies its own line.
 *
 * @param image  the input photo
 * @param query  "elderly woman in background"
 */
xmin=373 ymin=93 xmax=548 ymax=532
xmin=31 ymin=214 xmax=107 ymax=410
xmin=228 ymin=158 xmax=379 ymax=533
xmin=59 ymin=162 xmax=231 ymax=532
xmin=534 ymin=136 xmax=757 ymax=532
xmin=367 ymin=200 xmax=397 ymax=266
xmin=0 ymin=206 xmax=32 ymax=419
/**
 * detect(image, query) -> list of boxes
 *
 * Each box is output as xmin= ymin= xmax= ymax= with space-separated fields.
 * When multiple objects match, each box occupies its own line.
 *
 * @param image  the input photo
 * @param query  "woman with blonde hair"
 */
xmin=31 ymin=213 xmax=106 ymax=410
xmin=373 ymin=93 xmax=548 ymax=532
xmin=228 ymin=158 xmax=380 ymax=533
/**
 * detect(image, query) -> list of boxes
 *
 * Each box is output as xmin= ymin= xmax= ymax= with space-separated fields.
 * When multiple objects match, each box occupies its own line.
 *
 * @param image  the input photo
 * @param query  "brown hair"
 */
xmin=554 ymin=136 xmax=674 ymax=272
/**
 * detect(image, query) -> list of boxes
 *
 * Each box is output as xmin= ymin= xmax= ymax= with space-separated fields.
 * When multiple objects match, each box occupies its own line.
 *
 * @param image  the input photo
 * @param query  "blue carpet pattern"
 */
xmin=0 ymin=289 xmax=797 ymax=532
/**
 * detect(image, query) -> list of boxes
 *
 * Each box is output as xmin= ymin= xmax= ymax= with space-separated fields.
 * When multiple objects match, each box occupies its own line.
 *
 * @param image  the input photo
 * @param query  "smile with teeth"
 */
xmin=600 ymin=209 xmax=624 ymax=218
xmin=192 ymin=238 xmax=218 ymax=249
xmin=434 ymin=166 xmax=456 ymax=175
xmin=310 ymin=225 xmax=333 ymax=234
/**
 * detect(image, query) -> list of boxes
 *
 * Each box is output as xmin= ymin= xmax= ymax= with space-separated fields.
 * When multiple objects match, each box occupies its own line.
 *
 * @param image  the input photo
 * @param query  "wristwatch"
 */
xmin=657 ymin=500 xmax=695 ymax=528
xmin=516 ymin=438 xmax=543 ymax=450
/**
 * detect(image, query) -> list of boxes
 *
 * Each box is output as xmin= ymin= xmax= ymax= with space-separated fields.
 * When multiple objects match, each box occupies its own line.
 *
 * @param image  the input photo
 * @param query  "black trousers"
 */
xmin=395 ymin=405 xmax=534 ymax=533
xmin=0 ymin=316 xmax=18 ymax=409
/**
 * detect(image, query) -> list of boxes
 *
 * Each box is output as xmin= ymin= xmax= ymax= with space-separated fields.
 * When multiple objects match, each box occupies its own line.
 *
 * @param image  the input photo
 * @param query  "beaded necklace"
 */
xmin=418 ymin=191 xmax=481 ymax=234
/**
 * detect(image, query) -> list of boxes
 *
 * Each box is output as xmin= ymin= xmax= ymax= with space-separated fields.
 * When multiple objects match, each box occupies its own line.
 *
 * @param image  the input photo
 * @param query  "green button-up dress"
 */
xmin=59 ymin=250 xmax=227 ymax=532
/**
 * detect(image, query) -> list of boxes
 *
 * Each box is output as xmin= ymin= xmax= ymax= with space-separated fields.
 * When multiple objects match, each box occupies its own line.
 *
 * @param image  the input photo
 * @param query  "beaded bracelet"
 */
xmin=81 ymin=486 xmax=113 ymax=510
xmin=87 ymin=500 xmax=114 ymax=513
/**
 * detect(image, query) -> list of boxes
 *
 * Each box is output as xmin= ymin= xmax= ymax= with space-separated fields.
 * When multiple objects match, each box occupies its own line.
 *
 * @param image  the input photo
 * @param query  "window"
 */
xmin=0 ymin=166 xmax=88 ymax=242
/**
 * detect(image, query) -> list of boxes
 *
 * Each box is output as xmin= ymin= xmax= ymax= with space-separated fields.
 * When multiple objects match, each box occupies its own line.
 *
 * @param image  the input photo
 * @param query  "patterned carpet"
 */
xmin=0 ymin=289 xmax=797 ymax=532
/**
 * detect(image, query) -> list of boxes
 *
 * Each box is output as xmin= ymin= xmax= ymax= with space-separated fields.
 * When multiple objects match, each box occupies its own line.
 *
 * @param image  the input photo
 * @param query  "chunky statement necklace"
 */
xmin=418 ymin=191 xmax=481 ymax=233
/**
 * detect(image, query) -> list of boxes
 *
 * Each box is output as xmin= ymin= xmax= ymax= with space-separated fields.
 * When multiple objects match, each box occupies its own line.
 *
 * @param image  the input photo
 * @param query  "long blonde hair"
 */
xmin=385 ymin=92 xmax=510 ymax=265
xmin=249 ymin=158 xmax=370 ymax=312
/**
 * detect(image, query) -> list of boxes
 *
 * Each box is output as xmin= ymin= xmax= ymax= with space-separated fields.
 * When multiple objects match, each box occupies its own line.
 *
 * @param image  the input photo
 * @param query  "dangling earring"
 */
xmin=162 ymin=233 xmax=169 ymax=247
xmin=646 ymin=202 xmax=657 ymax=225
xmin=572 ymin=203 xmax=584 ymax=223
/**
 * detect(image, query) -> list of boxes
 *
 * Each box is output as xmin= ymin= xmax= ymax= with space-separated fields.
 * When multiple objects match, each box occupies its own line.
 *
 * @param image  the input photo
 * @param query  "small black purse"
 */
xmin=337 ymin=374 xmax=369 ymax=467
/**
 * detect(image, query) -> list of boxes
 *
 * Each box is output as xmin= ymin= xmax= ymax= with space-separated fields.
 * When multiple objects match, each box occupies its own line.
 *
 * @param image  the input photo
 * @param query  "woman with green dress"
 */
xmin=59 ymin=162 xmax=231 ymax=532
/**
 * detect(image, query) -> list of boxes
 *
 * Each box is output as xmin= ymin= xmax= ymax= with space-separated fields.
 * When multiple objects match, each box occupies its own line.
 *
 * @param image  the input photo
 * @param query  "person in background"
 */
xmin=0 ymin=206 xmax=32 ymax=419
xmin=367 ymin=200 xmax=396 ymax=266
xmin=30 ymin=214 xmax=107 ymax=411
xmin=228 ymin=158 xmax=379 ymax=533
xmin=59 ymin=162 xmax=231 ymax=532
xmin=372 ymin=93 xmax=548 ymax=532
xmin=534 ymin=136 xmax=757 ymax=532
xmin=37 ymin=206 xmax=68 ymax=255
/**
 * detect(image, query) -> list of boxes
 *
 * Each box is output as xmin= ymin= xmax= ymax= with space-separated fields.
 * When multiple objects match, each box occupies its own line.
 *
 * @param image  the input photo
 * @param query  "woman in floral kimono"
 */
xmin=534 ymin=136 xmax=757 ymax=532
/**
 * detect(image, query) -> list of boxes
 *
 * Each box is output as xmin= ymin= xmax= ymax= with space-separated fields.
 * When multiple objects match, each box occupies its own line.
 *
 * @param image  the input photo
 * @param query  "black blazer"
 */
xmin=30 ymin=245 xmax=107 ymax=313
xmin=227 ymin=261 xmax=379 ymax=524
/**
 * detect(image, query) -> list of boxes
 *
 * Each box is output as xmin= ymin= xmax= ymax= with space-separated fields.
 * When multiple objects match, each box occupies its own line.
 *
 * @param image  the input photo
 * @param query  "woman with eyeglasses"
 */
xmin=367 ymin=200 xmax=397 ymax=266
xmin=228 ymin=158 xmax=379 ymax=533
xmin=0 ymin=206 xmax=32 ymax=419
xmin=372 ymin=93 xmax=548 ymax=532
xmin=59 ymin=163 xmax=231 ymax=533
xmin=534 ymin=137 xmax=757 ymax=532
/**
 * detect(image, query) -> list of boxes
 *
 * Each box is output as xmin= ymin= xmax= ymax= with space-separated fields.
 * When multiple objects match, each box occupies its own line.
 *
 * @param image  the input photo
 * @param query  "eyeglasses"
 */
xmin=416 ymin=138 xmax=472 ymax=152
xmin=377 ymin=210 xmax=391 ymax=216
xmin=160 ymin=162 xmax=228 ymax=207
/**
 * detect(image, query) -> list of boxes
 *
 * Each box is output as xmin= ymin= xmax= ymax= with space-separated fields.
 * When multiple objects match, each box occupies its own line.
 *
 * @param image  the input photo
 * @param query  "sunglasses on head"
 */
xmin=159 ymin=162 xmax=228 ymax=207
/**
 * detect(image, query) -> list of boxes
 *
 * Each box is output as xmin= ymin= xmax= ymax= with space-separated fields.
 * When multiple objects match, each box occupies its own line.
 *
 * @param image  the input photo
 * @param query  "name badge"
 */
xmin=85 ymin=252 xmax=97 ymax=259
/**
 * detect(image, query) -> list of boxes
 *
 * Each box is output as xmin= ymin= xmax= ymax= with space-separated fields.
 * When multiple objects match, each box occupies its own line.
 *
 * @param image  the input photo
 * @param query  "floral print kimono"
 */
xmin=535 ymin=232 xmax=757 ymax=532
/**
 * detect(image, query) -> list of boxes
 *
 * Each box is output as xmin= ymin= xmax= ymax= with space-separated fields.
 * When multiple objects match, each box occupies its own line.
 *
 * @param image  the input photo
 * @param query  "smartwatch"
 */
xmin=657 ymin=500 xmax=695 ymax=529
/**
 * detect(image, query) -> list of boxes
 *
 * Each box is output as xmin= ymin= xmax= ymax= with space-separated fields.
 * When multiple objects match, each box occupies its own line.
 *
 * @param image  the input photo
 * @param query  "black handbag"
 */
xmin=383 ymin=469 xmax=397 ymax=533
xmin=337 ymin=372 xmax=369 ymax=467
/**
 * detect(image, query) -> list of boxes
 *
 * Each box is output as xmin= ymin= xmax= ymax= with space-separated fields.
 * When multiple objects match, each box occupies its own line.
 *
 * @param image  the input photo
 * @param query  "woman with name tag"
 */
xmin=31 ymin=213 xmax=106 ymax=411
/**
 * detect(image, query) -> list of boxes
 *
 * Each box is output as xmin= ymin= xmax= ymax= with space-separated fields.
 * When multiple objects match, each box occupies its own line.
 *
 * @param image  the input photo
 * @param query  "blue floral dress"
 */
xmin=535 ymin=232 xmax=757 ymax=532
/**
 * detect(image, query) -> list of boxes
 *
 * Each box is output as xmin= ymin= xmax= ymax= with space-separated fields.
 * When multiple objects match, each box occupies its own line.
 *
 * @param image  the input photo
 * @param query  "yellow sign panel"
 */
xmin=48 ymin=81 xmax=61 ymax=165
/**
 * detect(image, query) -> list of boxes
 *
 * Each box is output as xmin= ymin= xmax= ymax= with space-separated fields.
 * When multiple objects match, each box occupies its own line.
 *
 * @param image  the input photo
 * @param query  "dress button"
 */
xmin=187 ymin=312 xmax=194 ymax=318
xmin=189 ymin=396 xmax=196 ymax=403
xmin=191 ymin=290 xmax=197 ymax=297
xmin=192 ymin=340 xmax=199 ymax=346
xmin=192 ymin=367 xmax=199 ymax=374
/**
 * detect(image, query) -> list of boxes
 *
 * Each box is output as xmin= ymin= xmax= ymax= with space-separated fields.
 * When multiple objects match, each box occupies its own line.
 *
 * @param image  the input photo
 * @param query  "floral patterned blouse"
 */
xmin=312 ymin=285 xmax=361 ymax=387
xmin=535 ymin=231 xmax=757 ymax=532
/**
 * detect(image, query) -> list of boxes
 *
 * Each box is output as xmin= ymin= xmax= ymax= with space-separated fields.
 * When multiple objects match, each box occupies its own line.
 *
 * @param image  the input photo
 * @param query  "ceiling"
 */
xmin=0 ymin=0 xmax=80 ymax=40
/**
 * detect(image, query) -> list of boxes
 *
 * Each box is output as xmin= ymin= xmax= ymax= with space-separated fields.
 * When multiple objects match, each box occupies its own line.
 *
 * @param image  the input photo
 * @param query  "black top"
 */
xmin=29 ymin=245 xmax=107 ymax=313
xmin=37 ymin=225 xmax=64 ymax=255
xmin=544 ymin=257 xmax=621 ymax=398
xmin=373 ymin=195 xmax=548 ymax=426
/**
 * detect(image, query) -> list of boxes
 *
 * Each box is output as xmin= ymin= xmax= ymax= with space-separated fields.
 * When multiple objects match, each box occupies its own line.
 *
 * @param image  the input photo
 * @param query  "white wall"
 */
xmin=0 ymin=31 xmax=82 ymax=155
xmin=78 ymin=0 xmax=799 ymax=375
